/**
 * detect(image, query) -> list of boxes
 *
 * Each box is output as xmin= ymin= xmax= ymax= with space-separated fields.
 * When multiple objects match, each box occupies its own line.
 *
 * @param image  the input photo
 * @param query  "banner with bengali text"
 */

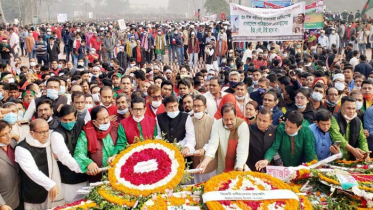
xmin=305 ymin=0 xmax=324 ymax=29
xmin=251 ymin=0 xmax=292 ymax=8
xmin=230 ymin=2 xmax=305 ymax=42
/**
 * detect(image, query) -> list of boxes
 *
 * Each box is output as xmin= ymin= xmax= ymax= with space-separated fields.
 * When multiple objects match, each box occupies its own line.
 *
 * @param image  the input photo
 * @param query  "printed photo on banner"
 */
xmin=251 ymin=0 xmax=292 ymax=8
xmin=230 ymin=2 xmax=305 ymax=42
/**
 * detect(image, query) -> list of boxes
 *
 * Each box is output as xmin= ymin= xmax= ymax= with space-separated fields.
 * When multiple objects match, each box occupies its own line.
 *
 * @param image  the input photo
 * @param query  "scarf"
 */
xmin=84 ymin=121 xmax=114 ymax=154
xmin=224 ymin=118 xmax=244 ymax=172
xmin=307 ymin=35 xmax=316 ymax=43
xmin=26 ymin=133 xmax=64 ymax=208
xmin=141 ymin=34 xmax=149 ymax=50
xmin=155 ymin=35 xmax=165 ymax=50
xmin=136 ymin=47 xmax=142 ymax=63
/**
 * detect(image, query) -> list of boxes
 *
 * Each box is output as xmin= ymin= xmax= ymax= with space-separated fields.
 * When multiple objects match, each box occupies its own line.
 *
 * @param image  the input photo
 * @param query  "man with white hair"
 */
xmin=318 ymin=30 xmax=329 ymax=48
xmin=328 ymin=27 xmax=340 ymax=50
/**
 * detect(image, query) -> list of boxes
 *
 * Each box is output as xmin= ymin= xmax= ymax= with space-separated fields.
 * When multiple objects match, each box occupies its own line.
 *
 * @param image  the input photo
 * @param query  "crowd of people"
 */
xmin=0 ymin=8 xmax=373 ymax=210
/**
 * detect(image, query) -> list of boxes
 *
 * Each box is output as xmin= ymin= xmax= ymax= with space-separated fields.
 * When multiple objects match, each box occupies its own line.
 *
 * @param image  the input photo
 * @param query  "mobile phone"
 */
xmin=333 ymin=141 xmax=341 ymax=147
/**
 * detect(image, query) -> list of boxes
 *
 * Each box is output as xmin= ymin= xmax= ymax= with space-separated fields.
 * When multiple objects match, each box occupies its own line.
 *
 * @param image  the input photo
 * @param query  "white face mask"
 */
xmin=85 ymin=104 xmax=94 ymax=109
xmin=117 ymin=108 xmax=128 ymax=115
xmin=335 ymin=82 xmax=345 ymax=91
xmin=30 ymin=62 xmax=36 ymax=67
xmin=92 ymin=93 xmax=100 ymax=102
xmin=167 ymin=111 xmax=180 ymax=118
xmin=133 ymin=115 xmax=144 ymax=122
xmin=194 ymin=112 xmax=204 ymax=120
xmin=78 ymin=62 xmax=84 ymax=66
xmin=8 ymin=78 xmax=15 ymax=83
xmin=152 ymin=100 xmax=162 ymax=108
xmin=356 ymin=101 xmax=363 ymax=110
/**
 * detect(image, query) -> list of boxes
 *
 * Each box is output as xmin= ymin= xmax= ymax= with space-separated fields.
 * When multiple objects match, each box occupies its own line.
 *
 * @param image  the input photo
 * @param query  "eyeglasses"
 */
xmin=151 ymin=95 xmax=162 ymax=100
xmin=33 ymin=130 xmax=49 ymax=136
xmin=132 ymin=108 xmax=144 ymax=112
xmin=193 ymin=105 xmax=205 ymax=109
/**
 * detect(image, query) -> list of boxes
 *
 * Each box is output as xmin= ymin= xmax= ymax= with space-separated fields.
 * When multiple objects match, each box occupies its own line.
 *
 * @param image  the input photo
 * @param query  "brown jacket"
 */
xmin=25 ymin=36 xmax=35 ymax=53
xmin=191 ymin=115 xmax=217 ymax=173
xmin=215 ymin=39 xmax=228 ymax=57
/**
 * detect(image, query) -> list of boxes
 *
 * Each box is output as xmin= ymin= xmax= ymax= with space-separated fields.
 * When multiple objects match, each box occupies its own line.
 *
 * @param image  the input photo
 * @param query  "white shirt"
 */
xmin=9 ymin=32 xmax=19 ymax=53
xmin=205 ymin=119 xmax=250 ymax=173
xmin=350 ymin=57 xmax=359 ymax=69
xmin=156 ymin=114 xmax=196 ymax=152
xmin=318 ymin=36 xmax=329 ymax=48
xmin=242 ymin=48 xmax=252 ymax=63
xmin=50 ymin=132 xmax=82 ymax=173
xmin=15 ymin=146 xmax=56 ymax=191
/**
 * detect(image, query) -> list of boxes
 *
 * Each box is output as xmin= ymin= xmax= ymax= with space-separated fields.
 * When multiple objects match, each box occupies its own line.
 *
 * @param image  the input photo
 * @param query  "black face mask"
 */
xmin=258 ymin=57 xmax=263 ymax=60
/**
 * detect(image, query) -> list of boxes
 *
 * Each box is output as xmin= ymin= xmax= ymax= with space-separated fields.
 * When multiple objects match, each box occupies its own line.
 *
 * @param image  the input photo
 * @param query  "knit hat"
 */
xmin=312 ymin=77 xmax=326 ymax=87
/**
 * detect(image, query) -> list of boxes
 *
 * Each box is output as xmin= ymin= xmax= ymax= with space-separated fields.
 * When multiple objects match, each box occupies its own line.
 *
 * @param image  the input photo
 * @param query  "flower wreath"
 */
xmin=319 ymin=171 xmax=373 ymax=193
xmin=141 ymin=192 xmax=202 ymax=210
xmin=98 ymin=185 xmax=137 ymax=207
xmin=52 ymin=199 xmax=97 ymax=210
xmin=203 ymin=171 xmax=307 ymax=210
xmin=108 ymin=140 xmax=185 ymax=197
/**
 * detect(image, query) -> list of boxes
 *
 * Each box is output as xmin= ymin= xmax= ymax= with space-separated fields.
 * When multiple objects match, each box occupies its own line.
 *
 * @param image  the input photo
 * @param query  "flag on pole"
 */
xmin=361 ymin=0 xmax=373 ymax=16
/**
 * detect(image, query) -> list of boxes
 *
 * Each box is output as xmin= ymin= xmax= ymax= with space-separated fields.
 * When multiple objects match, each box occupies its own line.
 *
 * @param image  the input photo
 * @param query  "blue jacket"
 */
xmin=271 ymin=106 xmax=284 ymax=126
xmin=308 ymin=123 xmax=333 ymax=161
xmin=364 ymin=106 xmax=373 ymax=152
xmin=355 ymin=62 xmax=373 ymax=79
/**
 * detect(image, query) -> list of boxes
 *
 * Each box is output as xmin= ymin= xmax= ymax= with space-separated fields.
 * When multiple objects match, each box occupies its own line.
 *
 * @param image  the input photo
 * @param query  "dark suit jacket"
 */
xmin=132 ymin=47 xmax=146 ymax=65
xmin=47 ymin=43 xmax=60 ymax=62
xmin=247 ymin=123 xmax=278 ymax=171
xmin=0 ymin=140 xmax=20 ymax=209
xmin=355 ymin=62 xmax=373 ymax=79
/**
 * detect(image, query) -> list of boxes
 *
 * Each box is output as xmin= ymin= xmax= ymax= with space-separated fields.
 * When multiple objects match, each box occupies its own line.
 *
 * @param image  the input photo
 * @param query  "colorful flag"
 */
xmin=361 ymin=0 xmax=373 ymax=16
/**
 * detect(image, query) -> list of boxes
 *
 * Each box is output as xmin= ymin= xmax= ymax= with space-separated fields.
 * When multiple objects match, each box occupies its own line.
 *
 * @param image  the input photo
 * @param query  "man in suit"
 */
xmin=355 ymin=55 xmax=373 ymax=79
xmin=132 ymin=40 xmax=146 ymax=67
xmin=247 ymin=108 xmax=281 ymax=171
xmin=0 ymin=120 xmax=20 ymax=210
xmin=47 ymin=37 xmax=60 ymax=63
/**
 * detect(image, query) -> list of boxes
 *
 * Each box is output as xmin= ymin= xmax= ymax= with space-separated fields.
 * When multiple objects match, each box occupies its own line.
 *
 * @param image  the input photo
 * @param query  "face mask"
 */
xmin=59 ymin=86 xmax=66 ymax=95
xmin=92 ymin=93 xmax=100 ymax=102
xmin=78 ymin=62 xmax=84 ymax=66
xmin=334 ymin=82 xmax=345 ymax=91
xmin=230 ymin=63 xmax=235 ymax=68
xmin=235 ymin=95 xmax=245 ymax=100
xmin=98 ymin=121 xmax=110 ymax=131
xmin=30 ymin=62 xmax=36 ymax=67
xmin=117 ymin=108 xmax=128 ymax=115
xmin=158 ymin=32 xmax=161 ymax=35
xmin=354 ymin=86 xmax=361 ymax=90
xmin=167 ymin=111 xmax=180 ymax=118
xmin=8 ymin=78 xmax=15 ymax=83
xmin=61 ymin=121 xmax=76 ymax=131
xmin=343 ymin=113 xmax=357 ymax=122
xmin=133 ymin=115 xmax=144 ymax=123
xmin=363 ymin=93 xmax=373 ymax=101
xmin=229 ymin=81 xmax=238 ymax=88
xmin=326 ymin=99 xmax=338 ymax=107
xmin=263 ymin=54 xmax=268 ymax=57
xmin=0 ymin=92 xmax=4 ymax=100
xmin=194 ymin=112 xmax=204 ymax=120
xmin=3 ymin=112 xmax=18 ymax=125
xmin=222 ymin=59 xmax=227 ymax=63
xmin=321 ymin=34 xmax=324 ymax=37
xmin=296 ymin=68 xmax=303 ymax=72
xmin=288 ymin=131 xmax=298 ymax=137
xmin=58 ymin=64 xmax=62 ymax=69
xmin=296 ymin=104 xmax=306 ymax=109
xmin=47 ymin=89 xmax=59 ymax=100
xmin=18 ymin=110 xmax=24 ymax=118
xmin=85 ymin=104 xmax=93 ymax=109
xmin=311 ymin=92 xmax=323 ymax=101
xmin=187 ymin=110 xmax=194 ymax=115
xmin=356 ymin=101 xmax=363 ymax=110
xmin=296 ymin=44 xmax=301 ymax=48
xmin=152 ymin=100 xmax=162 ymax=108
xmin=253 ymin=80 xmax=258 ymax=86
xmin=258 ymin=88 xmax=266 ymax=94
xmin=110 ymin=63 xmax=114 ymax=67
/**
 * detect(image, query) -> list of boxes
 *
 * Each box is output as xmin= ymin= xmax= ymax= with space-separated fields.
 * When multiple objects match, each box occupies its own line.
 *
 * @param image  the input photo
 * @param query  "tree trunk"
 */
xmin=0 ymin=0 xmax=7 ymax=23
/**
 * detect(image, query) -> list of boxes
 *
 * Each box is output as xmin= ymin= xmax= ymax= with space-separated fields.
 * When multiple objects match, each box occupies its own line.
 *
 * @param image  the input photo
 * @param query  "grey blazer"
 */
xmin=0 ymin=140 xmax=20 ymax=209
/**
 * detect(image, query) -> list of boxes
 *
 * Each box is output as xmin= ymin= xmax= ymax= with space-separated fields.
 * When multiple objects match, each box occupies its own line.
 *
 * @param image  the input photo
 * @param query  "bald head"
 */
xmin=30 ymin=119 xmax=50 ymax=144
